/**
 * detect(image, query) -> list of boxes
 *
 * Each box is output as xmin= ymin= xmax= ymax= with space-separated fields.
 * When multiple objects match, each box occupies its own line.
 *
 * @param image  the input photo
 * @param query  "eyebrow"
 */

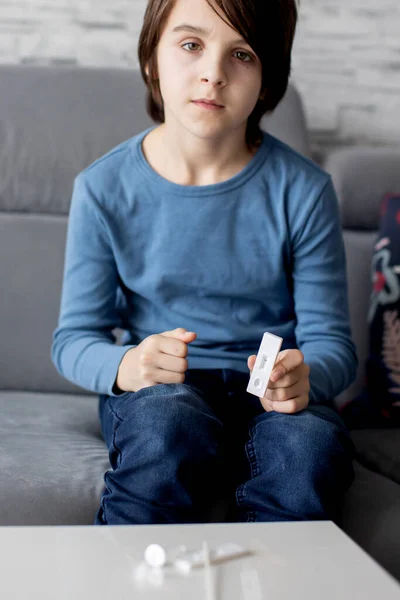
xmin=171 ymin=23 xmax=248 ymax=46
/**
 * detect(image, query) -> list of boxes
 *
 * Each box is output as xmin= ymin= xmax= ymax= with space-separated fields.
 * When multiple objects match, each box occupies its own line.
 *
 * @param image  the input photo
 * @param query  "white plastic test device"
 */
xmin=246 ymin=332 xmax=283 ymax=398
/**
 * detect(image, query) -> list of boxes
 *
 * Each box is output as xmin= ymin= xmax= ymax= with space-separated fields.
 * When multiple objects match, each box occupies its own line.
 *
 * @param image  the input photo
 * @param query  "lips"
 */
xmin=192 ymin=99 xmax=224 ymax=107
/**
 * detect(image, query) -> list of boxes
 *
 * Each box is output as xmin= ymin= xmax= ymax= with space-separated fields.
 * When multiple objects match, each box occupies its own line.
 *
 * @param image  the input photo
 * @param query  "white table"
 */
xmin=1 ymin=521 xmax=399 ymax=599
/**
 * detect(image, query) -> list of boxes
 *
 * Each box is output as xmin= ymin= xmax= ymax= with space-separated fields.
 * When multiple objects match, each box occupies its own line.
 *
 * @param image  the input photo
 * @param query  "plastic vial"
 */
xmin=144 ymin=544 xmax=167 ymax=568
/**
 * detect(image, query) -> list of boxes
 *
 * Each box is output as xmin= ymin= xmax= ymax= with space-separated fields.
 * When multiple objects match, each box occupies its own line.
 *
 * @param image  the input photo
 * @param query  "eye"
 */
xmin=234 ymin=51 xmax=252 ymax=63
xmin=182 ymin=42 xmax=201 ymax=52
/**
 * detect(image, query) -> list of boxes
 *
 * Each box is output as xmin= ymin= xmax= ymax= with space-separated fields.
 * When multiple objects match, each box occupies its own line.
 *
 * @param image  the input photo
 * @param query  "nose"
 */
xmin=201 ymin=74 xmax=225 ymax=87
xmin=200 ymin=56 xmax=226 ymax=87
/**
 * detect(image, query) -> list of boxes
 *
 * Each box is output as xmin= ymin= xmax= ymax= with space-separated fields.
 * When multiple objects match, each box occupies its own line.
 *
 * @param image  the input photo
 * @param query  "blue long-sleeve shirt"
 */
xmin=52 ymin=127 xmax=357 ymax=403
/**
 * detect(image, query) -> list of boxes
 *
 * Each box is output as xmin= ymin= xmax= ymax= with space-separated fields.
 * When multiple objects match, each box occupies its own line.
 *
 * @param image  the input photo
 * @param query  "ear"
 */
xmin=259 ymin=89 xmax=267 ymax=101
xmin=145 ymin=63 xmax=159 ymax=82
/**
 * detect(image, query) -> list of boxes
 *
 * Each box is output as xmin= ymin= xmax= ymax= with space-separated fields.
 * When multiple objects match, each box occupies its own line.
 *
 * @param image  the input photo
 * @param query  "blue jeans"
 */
xmin=94 ymin=369 xmax=355 ymax=525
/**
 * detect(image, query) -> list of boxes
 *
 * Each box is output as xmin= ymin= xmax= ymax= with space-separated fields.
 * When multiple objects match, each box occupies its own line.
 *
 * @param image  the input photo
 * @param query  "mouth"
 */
xmin=192 ymin=99 xmax=225 ymax=109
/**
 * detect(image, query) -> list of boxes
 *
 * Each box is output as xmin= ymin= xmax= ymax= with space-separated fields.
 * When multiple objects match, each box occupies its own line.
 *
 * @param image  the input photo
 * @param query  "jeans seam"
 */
xmin=108 ymin=392 xmax=132 ymax=422
xmin=246 ymin=426 xmax=260 ymax=479
xmin=236 ymin=424 xmax=259 ymax=522
xmin=100 ymin=398 xmax=125 ymax=525
xmin=99 ymin=473 xmax=111 ymax=525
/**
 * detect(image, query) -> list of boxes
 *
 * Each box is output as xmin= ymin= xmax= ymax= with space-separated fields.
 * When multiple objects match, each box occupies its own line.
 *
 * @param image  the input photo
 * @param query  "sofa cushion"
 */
xmin=260 ymin=84 xmax=310 ymax=158
xmin=0 ymin=391 xmax=109 ymax=525
xmin=350 ymin=429 xmax=400 ymax=485
xmin=0 ymin=213 xmax=89 ymax=393
xmin=0 ymin=65 xmax=153 ymax=215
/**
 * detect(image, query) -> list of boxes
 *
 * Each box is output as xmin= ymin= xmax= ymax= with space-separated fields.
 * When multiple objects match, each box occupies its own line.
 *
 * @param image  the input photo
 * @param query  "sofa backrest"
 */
xmin=0 ymin=65 xmax=310 ymax=393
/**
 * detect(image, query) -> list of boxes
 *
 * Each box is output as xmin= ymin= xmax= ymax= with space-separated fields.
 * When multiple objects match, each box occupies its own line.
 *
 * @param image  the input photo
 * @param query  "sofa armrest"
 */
xmin=324 ymin=147 xmax=400 ymax=410
xmin=322 ymin=146 xmax=400 ymax=231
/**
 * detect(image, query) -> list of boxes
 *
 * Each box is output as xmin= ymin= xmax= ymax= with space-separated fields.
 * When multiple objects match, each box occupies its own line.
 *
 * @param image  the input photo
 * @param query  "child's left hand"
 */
xmin=247 ymin=349 xmax=310 ymax=414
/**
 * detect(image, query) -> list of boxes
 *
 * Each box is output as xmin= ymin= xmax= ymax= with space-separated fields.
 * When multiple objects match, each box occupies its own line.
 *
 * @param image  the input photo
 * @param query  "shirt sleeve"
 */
xmin=51 ymin=174 xmax=135 ymax=396
xmin=291 ymin=176 xmax=358 ymax=405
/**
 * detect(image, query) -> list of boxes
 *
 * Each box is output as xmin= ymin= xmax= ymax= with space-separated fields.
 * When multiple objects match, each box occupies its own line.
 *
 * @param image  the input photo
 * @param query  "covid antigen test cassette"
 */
xmin=247 ymin=332 xmax=283 ymax=398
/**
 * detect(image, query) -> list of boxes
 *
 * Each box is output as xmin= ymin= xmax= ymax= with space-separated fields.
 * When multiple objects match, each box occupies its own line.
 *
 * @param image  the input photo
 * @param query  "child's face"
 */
xmin=155 ymin=0 xmax=263 ymax=142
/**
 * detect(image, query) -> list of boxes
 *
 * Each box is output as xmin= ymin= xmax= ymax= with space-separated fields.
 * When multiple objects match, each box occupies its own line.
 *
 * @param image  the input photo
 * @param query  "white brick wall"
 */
xmin=292 ymin=0 xmax=400 ymax=158
xmin=1 ymin=0 xmax=400 ymax=158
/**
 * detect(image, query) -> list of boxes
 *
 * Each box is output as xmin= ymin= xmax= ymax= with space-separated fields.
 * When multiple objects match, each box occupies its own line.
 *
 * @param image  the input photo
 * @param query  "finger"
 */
xmin=268 ymin=395 xmax=309 ymax=414
xmin=270 ymin=349 xmax=305 ymax=383
xmin=160 ymin=328 xmax=197 ymax=346
xmin=247 ymin=355 xmax=257 ymax=371
xmin=161 ymin=327 xmax=197 ymax=340
xmin=156 ymin=352 xmax=188 ymax=374
xmin=153 ymin=368 xmax=186 ymax=385
xmin=158 ymin=336 xmax=190 ymax=358
xmin=268 ymin=363 xmax=309 ymax=389
xmin=265 ymin=380 xmax=309 ymax=403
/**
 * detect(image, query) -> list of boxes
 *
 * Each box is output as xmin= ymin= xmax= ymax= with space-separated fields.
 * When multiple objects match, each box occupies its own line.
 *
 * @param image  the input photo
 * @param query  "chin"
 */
xmin=184 ymin=118 xmax=234 ymax=139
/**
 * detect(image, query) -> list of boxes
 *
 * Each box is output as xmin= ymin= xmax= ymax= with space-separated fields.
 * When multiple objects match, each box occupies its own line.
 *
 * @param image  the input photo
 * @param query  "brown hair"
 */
xmin=138 ymin=0 xmax=298 ymax=150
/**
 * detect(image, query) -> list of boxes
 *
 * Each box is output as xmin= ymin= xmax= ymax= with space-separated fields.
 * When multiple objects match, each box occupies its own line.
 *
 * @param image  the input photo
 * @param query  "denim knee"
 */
xmin=235 ymin=408 xmax=355 ymax=522
xmin=108 ymin=382 xmax=218 ymax=423
xmin=261 ymin=409 xmax=353 ymax=457
xmin=98 ymin=382 xmax=225 ymax=524
xmin=302 ymin=407 xmax=356 ymax=462
xmin=287 ymin=409 xmax=342 ymax=443
xmin=250 ymin=408 xmax=355 ymax=488
xmin=106 ymin=383 xmax=224 ymax=469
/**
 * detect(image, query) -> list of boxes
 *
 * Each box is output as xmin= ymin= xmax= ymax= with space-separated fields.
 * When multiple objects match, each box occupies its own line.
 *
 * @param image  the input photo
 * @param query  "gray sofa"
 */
xmin=0 ymin=64 xmax=399 ymax=582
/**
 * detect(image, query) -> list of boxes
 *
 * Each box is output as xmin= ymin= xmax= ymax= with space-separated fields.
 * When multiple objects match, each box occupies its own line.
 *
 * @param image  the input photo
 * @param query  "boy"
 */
xmin=52 ymin=0 xmax=357 ymax=525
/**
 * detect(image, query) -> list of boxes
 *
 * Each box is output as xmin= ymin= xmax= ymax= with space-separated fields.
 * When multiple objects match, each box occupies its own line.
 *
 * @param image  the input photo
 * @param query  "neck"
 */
xmin=145 ymin=121 xmax=258 ymax=187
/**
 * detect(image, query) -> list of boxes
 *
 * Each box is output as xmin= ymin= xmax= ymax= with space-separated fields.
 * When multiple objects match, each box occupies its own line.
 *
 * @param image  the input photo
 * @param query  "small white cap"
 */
xmin=144 ymin=544 xmax=167 ymax=568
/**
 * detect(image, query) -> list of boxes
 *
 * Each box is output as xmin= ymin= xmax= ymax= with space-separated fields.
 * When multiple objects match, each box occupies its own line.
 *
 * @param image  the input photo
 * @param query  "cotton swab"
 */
xmin=202 ymin=541 xmax=216 ymax=600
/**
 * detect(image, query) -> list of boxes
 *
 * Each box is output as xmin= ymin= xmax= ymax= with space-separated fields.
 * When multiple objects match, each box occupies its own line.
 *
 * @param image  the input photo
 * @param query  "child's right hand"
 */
xmin=115 ymin=328 xmax=197 ymax=393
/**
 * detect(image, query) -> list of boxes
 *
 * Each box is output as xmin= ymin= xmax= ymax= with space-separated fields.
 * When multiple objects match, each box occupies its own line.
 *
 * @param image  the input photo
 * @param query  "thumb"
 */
xmin=247 ymin=354 xmax=257 ymax=371
xmin=161 ymin=327 xmax=197 ymax=342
